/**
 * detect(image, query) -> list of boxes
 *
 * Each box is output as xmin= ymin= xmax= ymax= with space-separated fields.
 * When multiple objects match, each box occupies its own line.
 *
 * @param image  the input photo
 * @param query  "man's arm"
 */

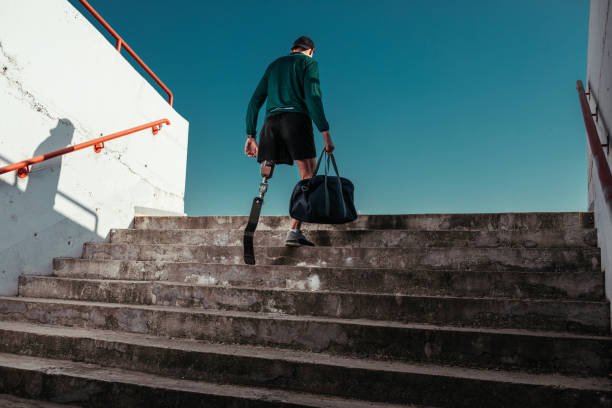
xmin=303 ymin=59 xmax=330 ymax=133
xmin=246 ymin=68 xmax=269 ymax=137
xmin=304 ymin=60 xmax=333 ymax=153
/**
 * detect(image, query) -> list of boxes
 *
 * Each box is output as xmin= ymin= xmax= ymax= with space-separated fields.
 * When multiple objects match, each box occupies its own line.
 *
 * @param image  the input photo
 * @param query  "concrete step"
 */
xmin=0 ymin=323 xmax=609 ymax=407
xmin=1 ymin=297 xmax=611 ymax=376
xmin=134 ymin=212 xmax=595 ymax=231
xmin=52 ymin=259 xmax=606 ymax=300
xmin=17 ymin=277 xmax=610 ymax=334
xmin=0 ymin=394 xmax=81 ymax=408
xmin=0 ymin=352 xmax=415 ymax=408
xmin=81 ymin=243 xmax=602 ymax=271
xmin=110 ymin=228 xmax=598 ymax=248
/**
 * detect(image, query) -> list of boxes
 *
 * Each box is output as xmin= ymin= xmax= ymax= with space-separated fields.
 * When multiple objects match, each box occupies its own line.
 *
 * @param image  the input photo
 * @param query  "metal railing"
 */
xmin=576 ymin=80 xmax=612 ymax=203
xmin=0 ymin=119 xmax=170 ymax=178
xmin=77 ymin=0 xmax=174 ymax=105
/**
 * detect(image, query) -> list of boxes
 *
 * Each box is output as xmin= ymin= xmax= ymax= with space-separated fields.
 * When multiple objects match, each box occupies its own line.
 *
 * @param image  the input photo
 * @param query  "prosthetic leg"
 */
xmin=244 ymin=161 xmax=275 ymax=265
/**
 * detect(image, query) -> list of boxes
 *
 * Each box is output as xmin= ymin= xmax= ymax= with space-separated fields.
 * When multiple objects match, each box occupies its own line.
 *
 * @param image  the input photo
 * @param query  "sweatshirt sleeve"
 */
xmin=245 ymin=67 xmax=269 ymax=136
xmin=303 ymin=59 xmax=330 ymax=132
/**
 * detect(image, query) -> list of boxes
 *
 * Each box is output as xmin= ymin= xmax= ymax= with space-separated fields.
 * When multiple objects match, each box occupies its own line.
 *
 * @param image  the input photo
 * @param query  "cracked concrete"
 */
xmin=0 ymin=40 xmax=90 ymax=144
xmin=104 ymin=147 xmax=184 ymax=201
xmin=0 ymin=1 xmax=189 ymax=295
xmin=0 ymin=40 xmax=54 ymax=121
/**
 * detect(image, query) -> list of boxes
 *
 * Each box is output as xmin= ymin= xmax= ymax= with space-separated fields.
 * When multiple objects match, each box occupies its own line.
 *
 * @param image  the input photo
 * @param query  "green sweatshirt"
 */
xmin=246 ymin=52 xmax=330 ymax=136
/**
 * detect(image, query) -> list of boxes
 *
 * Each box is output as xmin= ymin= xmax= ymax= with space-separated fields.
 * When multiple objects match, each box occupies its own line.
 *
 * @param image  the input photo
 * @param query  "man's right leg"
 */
xmin=290 ymin=158 xmax=316 ymax=230
xmin=286 ymin=157 xmax=317 ymax=247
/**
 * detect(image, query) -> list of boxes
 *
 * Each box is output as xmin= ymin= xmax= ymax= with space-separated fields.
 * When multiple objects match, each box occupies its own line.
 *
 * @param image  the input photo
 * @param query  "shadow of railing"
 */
xmin=0 ymin=119 xmax=102 ymax=295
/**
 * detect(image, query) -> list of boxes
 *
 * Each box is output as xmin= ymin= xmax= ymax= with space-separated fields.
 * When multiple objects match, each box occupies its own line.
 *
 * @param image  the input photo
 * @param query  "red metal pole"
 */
xmin=0 ymin=119 xmax=170 ymax=176
xmin=577 ymin=80 xmax=612 ymax=203
xmin=77 ymin=0 xmax=173 ymax=105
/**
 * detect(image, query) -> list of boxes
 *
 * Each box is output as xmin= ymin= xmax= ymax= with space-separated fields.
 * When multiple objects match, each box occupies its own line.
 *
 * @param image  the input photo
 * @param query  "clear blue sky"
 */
xmin=70 ymin=0 xmax=590 ymax=215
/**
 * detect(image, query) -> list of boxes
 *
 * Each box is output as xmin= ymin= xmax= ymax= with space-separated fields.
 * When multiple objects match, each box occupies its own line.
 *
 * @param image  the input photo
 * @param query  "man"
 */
xmin=245 ymin=36 xmax=334 ymax=247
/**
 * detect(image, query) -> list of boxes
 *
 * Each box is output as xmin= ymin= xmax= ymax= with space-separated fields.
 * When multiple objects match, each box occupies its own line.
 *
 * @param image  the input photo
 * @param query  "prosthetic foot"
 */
xmin=244 ymin=161 xmax=275 ymax=265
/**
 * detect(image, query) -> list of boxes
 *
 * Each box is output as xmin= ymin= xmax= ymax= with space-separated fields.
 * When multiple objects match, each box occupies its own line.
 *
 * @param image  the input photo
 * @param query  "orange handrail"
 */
xmin=577 ymin=80 xmax=612 ymax=203
xmin=0 ymin=119 xmax=170 ymax=178
xmin=77 ymin=0 xmax=174 ymax=106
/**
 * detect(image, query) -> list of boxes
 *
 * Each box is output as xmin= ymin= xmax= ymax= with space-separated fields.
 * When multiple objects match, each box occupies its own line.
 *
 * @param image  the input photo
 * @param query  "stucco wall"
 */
xmin=586 ymin=0 xmax=612 ymax=328
xmin=0 ymin=0 xmax=189 ymax=295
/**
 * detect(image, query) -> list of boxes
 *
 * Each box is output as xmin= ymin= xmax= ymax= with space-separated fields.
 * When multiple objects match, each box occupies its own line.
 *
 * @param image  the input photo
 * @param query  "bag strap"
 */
xmin=328 ymin=154 xmax=341 ymax=178
xmin=324 ymin=155 xmax=330 ymax=215
xmin=330 ymin=154 xmax=348 ymax=217
xmin=312 ymin=149 xmax=327 ymax=177
xmin=323 ymin=153 xmax=348 ymax=218
xmin=312 ymin=149 xmax=334 ymax=217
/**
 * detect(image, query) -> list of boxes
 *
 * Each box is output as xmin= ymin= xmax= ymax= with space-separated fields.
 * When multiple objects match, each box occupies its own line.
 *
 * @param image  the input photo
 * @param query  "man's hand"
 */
xmin=245 ymin=137 xmax=258 ymax=158
xmin=322 ymin=130 xmax=334 ymax=154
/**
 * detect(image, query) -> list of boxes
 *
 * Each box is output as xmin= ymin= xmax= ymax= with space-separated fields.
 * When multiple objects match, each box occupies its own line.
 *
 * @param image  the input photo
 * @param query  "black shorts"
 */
xmin=257 ymin=112 xmax=316 ymax=165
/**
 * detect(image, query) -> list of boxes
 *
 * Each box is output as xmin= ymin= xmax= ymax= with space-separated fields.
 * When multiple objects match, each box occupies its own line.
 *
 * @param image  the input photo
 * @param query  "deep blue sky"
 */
xmin=71 ymin=0 xmax=590 ymax=215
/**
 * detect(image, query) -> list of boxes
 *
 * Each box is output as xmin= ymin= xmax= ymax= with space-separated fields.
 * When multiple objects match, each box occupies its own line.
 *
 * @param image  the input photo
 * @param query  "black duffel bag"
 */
xmin=289 ymin=150 xmax=357 ymax=224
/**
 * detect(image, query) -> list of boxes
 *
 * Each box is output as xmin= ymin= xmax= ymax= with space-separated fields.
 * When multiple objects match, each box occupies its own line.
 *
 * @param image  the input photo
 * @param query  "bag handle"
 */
xmin=312 ymin=149 xmax=327 ymax=177
xmin=310 ymin=149 xmax=349 ymax=219
xmin=323 ymin=153 xmax=348 ymax=218
xmin=313 ymin=149 xmax=342 ymax=178
xmin=328 ymin=153 xmax=341 ymax=178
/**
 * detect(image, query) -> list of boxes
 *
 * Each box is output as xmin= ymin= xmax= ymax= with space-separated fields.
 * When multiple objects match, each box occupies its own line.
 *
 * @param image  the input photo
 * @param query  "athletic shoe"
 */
xmin=285 ymin=229 xmax=315 ymax=247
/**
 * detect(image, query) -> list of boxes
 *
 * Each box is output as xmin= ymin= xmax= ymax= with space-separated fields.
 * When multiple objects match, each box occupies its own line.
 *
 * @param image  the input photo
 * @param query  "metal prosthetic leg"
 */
xmin=244 ymin=161 xmax=275 ymax=265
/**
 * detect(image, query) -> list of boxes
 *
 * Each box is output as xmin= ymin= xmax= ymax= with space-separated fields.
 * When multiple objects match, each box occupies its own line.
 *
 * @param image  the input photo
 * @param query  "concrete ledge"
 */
xmin=0 ymin=326 xmax=609 ymax=407
xmin=0 ymin=352 xmax=412 ymax=408
xmin=133 ymin=206 xmax=186 ymax=217
xmin=51 ymin=259 xmax=607 ymax=300
xmin=0 ymin=297 xmax=611 ymax=374
xmin=133 ymin=212 xmax=595 ymax=231
xmin=80 ymin=243 xmax=602 ymax=271
xmin=0 ymin=394 xmax=81 ymax=408
xmin=110 ymin=228 xmax=598 ymax=248
xmin=14 ymin=277 xmax=610 ymax=334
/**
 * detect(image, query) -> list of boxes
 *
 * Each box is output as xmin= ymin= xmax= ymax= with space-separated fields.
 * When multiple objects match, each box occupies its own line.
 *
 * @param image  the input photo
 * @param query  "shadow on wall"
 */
xmin=0 ymin=119 xmax=102 ymax=296
xmin=587 ymin=80 xmax=611 ymax=154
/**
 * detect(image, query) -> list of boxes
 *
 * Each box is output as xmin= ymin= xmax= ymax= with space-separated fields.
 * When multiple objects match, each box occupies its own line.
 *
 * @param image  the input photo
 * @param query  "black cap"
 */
xmin=292 ymin=36 xmax=315 ymax=50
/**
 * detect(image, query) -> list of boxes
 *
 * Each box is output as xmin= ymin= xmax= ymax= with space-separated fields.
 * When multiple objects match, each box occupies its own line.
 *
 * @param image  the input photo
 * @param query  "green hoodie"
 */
xmin=246 ymin=52 xmax=330 ymax=136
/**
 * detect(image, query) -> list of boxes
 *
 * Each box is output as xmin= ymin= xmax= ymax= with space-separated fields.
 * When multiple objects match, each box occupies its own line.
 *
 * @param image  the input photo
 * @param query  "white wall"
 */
xmin=586 ymin=0 xmax=612 ymax=329
xmin=0 ymin=0 xmax=189 ymax=295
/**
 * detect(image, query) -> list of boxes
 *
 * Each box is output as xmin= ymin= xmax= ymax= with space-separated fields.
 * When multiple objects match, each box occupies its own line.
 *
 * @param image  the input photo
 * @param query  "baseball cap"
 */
xmin=292 ymin=36 xmax=315 ymax=50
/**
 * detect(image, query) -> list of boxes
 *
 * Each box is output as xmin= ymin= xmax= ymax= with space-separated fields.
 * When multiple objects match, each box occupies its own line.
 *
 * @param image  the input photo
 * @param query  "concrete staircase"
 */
xmin=0 ymin=212 xmax=611 ymax=407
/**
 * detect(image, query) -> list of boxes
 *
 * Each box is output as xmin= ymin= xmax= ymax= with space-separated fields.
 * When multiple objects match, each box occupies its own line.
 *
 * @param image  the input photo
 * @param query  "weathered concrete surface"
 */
xmin=110 ymin=228 xmax=598 ymax=248
xmin=2 ymin=209 xmax=610 ymax=405
xmin=51 ymin=259 xmax=606 ymax=300
xmin=0 ymin=323 xmax=609 ymax=407
xmin=0 ymin=353 xmax=415 ymax=408
xmin=1 ymin=297 xmax=611 ymax=372
xmin=134 ymin=212 xmax=595 ymax=231
xmin=586 ymin=0 xmax=612 ymax=333
xmin=81 ymin=243 xmax=601 ymax=271
xmin=16 ymin=277 xmax=611 ymax=334
xmin=0 ymin=394 xmax=81 ymax=408
xmin=1 ymin=317 xmax=610 ymax=378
